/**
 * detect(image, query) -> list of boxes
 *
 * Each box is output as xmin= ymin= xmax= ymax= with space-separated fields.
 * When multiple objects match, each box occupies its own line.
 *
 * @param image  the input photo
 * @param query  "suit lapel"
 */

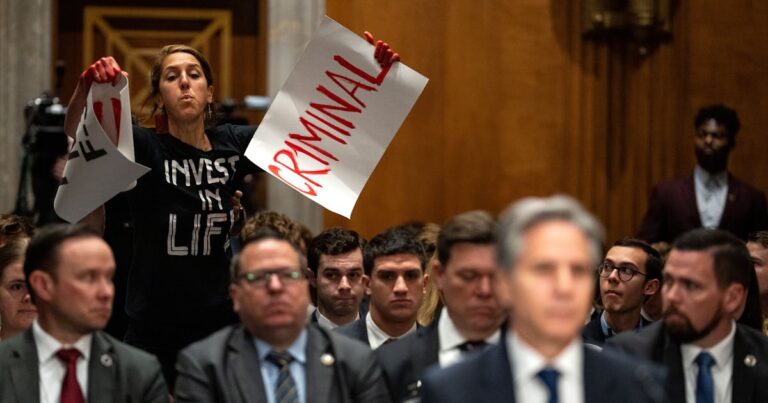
xmin=732 ymin=326 xmax=755 ymax=403
xmin=8 ymin=329 xmax=41 ymax=403
xmin=87 ymin=332 xmax=117 ymax=403
xmin=660 ymin=333 xmax=686 ymax=403
xmin=682 ymin=174 xmax=703 ymax=227
xmin=584 ymin=347 xmax=617 ymax=402
xmin=718 ymin=174 xmax=740 ymax=230
xmin=478 ymin=340 xmax=515 ymax=403
xmin=306 ymin=326 xmax=335 ymax=403
xmin=229 ymin=327 xmax=269 ymax=403
xmin=357 ymin=318 xmax=369 ymax=346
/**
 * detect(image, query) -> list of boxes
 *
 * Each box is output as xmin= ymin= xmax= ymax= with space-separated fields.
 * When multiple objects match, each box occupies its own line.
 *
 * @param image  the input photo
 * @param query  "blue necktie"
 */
xmin=266 ymin=351 xmax=299 ymax=403
xmin=695 ymin=352 xmax=715 ymax=403
xmin=537 ymin=367 xmax=560 ymax=403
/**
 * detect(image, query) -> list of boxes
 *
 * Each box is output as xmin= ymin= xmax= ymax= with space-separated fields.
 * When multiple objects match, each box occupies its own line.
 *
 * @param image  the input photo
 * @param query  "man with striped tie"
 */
xmin=174 ymin=228 xmax=390 ymax=403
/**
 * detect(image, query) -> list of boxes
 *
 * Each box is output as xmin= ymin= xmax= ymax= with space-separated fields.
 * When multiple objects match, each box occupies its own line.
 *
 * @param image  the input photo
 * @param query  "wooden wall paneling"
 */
xmin=322 ymin=0 xmax=768 ymax=241
xmin=324 ymin=2 xmax=449 ymax=238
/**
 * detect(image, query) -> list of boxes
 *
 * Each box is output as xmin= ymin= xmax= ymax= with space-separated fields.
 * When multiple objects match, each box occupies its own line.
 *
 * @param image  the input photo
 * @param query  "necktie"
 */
xmin=457 ymin=340 xmax=487 ymax=353
xmin=383 ymin=337 xmax=397 ymax=345
xmin=56 ymin=348 xmax=85 ymax=403
xmin=266 ymin=351 xmax=299 ymax=403
xmin=537 ymin=367 xmax=560 ymax=403
xmin=695 ymin=352 xmax=715 ymax=403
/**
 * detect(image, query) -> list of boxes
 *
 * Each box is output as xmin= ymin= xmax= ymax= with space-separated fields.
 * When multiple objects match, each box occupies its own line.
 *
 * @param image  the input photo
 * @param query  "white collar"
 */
xmin=509 ymin=331 xmax=583 ymax=385
xmin=694 ymin=165 xmax=728 ymax=186
xmin=366 ymin=311 xmax=416 ymax=349
xmin=680 ymin=320 xmax=736 ymax=370
xmin=438 ymin=309 xmax=500 ymax=352
xmin=32 ymin=320 xmax=93 ymax=365
xmin=254 ymin=328 xmax=307 ymax=365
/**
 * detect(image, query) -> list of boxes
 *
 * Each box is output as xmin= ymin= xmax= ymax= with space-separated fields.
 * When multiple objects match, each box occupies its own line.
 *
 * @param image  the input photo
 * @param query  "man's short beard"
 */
xmin=663 ymin=304 xmax=723 ymax=343
xmin=695 ymin=148 xmax=729 ymax=173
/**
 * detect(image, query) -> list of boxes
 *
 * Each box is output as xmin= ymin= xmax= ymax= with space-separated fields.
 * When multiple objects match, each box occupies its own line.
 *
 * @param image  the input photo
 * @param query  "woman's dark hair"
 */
xmin=146 ymin=44 xmax=216 ymax=128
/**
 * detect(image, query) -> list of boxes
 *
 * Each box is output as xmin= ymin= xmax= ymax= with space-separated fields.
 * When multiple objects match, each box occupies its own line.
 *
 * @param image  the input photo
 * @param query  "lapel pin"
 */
xmin=320 ymin=353 xmax=335 ymax=366
xmin=744 ymin=354 xmax=757 ymax=368
xmin=100 ymin=354 xmax=113 ymax=368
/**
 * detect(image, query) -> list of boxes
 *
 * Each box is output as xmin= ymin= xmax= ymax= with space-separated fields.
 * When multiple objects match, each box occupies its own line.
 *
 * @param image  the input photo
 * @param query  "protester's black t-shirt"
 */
xmin=126 ymin=124 xmax=257 ymax=324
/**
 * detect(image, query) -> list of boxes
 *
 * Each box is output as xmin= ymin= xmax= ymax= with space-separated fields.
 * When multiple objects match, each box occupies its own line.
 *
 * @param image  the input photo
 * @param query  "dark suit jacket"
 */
xmin=421 ymin=335 xmax=666 ymax=403
xmin=375 ymin=321 xmax=440 ymax=402
xmin=636 ymin=173 xmax=768 ymax=243
xmin=174 ymin=323 xmax=391 ymax=403
xmin=336 ymin=317 xmax=371 ymax=346
xmin=335 ymin=317 xmax=423 ymax=349
xmin=582 ymin=314 xmax=653 ymax=347
xmin=0 ymin=328 xmax=168 ymax=403
xmin=608 ymin=321 xmax=768 ymax=403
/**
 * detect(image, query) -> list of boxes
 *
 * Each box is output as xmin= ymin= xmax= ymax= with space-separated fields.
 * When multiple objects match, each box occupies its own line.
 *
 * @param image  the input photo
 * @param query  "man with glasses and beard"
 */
xmin=609 ymin=228 xmax=768 ymax=403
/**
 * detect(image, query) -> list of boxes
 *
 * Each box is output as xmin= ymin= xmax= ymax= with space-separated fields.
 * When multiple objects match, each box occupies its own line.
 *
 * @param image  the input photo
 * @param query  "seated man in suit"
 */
xmin=746 ymin=231 xmax=768 ymax=331
xmin=337 ymin=226 xmax=428 ymax=349
xmin=376 ymin=210 xmax=506 ymax=402
xmin=637 ymin=104 xmax=768 ymax=243
xmin=0 ymin=224 xmax=168 ymax=403
xmin=174 ymin=228 xmax=390 ymax=403
xmin=609 ymin=228 xmax=768 ymax=402
xmin=306 ymin=228 xmax=368 ymax=330
xmin=583 ymin=238 xmax=661 ymax=346
xmin=422 ymin=195 xmax=666 ymax=403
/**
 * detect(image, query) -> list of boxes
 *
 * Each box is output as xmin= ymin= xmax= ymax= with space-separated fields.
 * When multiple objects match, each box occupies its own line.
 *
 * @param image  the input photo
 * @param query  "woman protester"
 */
xmin=63 ymin=33 xmax=399 ymax=384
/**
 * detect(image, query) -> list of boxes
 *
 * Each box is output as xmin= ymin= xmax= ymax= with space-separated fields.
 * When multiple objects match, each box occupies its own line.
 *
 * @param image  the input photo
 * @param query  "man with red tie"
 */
xmin=0 ymin=224 xmax=167 ymax=402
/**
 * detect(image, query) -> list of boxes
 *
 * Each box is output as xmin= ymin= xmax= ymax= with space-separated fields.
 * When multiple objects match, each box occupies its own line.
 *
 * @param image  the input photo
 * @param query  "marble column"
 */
xmin=0 ymin=0 xmax=52 ymax=214
xmin=265 ymin=0 xmax=325 ymax=233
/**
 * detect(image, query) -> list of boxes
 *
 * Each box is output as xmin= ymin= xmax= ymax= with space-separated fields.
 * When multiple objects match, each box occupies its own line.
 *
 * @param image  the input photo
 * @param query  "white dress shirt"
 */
xmin=437 ymin=309 xmax=500 ymax=367
xmin=365 ymin=312 xmax=416 ymax=350
xmin=694 ymin=165 xmax=728 ymax=229
xmin=32 ymin=320 xmax=92 ymax=403
xmin=255 ymin=329 xmax=308 ymax=403
xmin=680 ymin=321 xmax=736 ymax=403
xmin=508 ymin=332 xmax=584 ymax=403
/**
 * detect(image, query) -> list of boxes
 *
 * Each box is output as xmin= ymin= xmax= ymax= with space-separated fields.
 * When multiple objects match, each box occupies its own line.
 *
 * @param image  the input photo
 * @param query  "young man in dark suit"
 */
xmin=376 ymin=210 xmax=506 ymax=402
xmin=174 ymin=228 xmax=390 ymax=403
xmin=306 ymin=228 xmax=368 ymax=330
xmin=422 ymin=196 xmax=666 ymax=403
xmin=637 ymin=104 xmax=767 ymax=242
xmin=583 ymin=238 xmax=661 ymax=346
xmin=609 ymin=228 xmax=768 ymax=403
xmin=0 ymin=224 xmax=168 ymax=403
xmin=336 ymin=226 xmax=428 ymax=349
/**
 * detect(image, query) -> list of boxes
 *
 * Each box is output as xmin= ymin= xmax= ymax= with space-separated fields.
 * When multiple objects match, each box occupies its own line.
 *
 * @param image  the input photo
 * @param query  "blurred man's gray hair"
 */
xmin=496 ymin=195 xmax=604 ymax=270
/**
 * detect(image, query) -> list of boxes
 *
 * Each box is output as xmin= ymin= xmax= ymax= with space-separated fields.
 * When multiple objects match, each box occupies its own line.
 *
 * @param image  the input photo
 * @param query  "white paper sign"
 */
xmin=54 ymin=75 xmax=150 ymax=223
xmin=245 ymin=16 xmax=429 ymax=218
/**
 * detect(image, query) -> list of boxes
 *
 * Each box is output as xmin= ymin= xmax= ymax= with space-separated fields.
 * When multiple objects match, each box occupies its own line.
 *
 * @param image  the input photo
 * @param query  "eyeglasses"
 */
xmin=235 ymin=270 xmax=304 ymax=286
xmin=597 ymin=263 xmax=646 ymax=282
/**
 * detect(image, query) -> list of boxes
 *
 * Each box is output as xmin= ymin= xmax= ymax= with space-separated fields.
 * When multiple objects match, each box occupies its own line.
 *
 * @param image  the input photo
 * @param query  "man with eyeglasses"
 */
xmin=610 ymin=228 xmax=768 ymax=403
xmin=637 ymin=104 xmax=767 ymax=243
xmin=174 ymin=228 xmax=390 ymax=402
xmin=376 ymin=211 xmax=506 ymax=402
xmin=583 ymin=238 xmax=662 ymax=347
